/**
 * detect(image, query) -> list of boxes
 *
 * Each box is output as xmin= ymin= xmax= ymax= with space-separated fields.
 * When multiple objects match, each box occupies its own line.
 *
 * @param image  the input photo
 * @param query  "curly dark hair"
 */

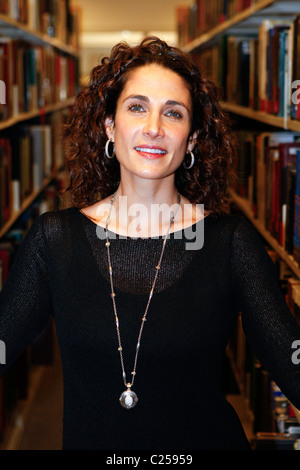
xmin=63 ymin=36 xmax=236 ymax=214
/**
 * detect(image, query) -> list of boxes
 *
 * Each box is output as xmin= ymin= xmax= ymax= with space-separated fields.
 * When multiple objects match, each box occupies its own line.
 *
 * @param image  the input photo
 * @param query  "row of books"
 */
xmin=0 ymin=190 xmax=61 ymax=442
xmin=0 ymin=0 xmax=28 ymax=23
xmin=233 ymin=130 xmax=300 ymax=265
xmin=176 ymin=0 xmax=261 ymax=46
xmin=0 ymin=37 xmax=78 ymax=122
xmin=191 ymin=16 xmax=300 ymax=122
xmin=0 ymin=0 xmax=80 ymax=48
xmin=0 ymin=109 xmax=67 ymax=228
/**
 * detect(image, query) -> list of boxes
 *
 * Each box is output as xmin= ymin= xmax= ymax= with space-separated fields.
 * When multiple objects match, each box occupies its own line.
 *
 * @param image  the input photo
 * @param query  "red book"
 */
xmin=278 ymin=142 xmax=300 ymax=245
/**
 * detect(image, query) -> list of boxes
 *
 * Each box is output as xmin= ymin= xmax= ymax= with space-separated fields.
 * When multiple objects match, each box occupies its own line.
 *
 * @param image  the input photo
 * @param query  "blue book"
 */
xmin=278 ymin=30 xmax=287 ymax=117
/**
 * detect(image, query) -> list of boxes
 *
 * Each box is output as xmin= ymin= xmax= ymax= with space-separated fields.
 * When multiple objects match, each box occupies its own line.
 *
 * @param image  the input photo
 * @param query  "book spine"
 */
xmin=293 ymin=150 xmax=300 ymax=263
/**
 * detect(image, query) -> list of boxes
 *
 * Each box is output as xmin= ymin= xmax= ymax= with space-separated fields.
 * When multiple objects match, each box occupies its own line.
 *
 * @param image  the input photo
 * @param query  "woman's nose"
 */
xmin=142 ymin=112 xmax=165 ymax=138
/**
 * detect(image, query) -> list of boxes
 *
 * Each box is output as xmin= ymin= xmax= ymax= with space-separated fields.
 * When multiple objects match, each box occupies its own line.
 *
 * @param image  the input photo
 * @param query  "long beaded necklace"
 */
xmin=105 ymin=191 xmax=181 ymax=409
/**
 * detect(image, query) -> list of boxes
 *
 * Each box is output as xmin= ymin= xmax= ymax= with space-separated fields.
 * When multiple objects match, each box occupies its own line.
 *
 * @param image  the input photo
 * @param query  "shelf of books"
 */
xmin=0 ymin=0 xmax=79 ymax=449
xmin=177 ymin=0 xmax=300 ymax=448
xmin=179 ymin=1 xmax=300 ymax=51
xmin=220 ymin=102 xmax=300 ymax=133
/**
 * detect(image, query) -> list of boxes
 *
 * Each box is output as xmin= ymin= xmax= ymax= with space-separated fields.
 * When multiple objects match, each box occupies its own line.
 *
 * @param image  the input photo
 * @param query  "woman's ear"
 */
xmin=187 ymin=130 xmax=198 ymax=152
xmin=104 ymin=116 xmax=115 ymax=141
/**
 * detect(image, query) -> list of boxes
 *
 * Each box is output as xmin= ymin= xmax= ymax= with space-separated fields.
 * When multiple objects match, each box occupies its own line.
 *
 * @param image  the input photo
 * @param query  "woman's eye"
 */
xmin=128 ymin=104 xmax=144 ymax=113
xmin=165 ymin=110 xmax=182 ymax=119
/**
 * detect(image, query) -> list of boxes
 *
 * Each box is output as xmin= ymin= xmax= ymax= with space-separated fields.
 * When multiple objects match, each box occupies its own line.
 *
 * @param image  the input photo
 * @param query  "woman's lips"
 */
xmin=134 ymin=146 xmax=167 ymax=159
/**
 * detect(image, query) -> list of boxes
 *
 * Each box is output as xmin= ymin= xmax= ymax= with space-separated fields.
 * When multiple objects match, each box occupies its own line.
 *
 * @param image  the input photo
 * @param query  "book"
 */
xmin=249 ymin=38 xmax=259 ymax=110
xmin=0 ymin=138 xmax=12 ymax=226
xmin=268 ymin=25 xmax=291 ymax=115
xmin=0 ymin=38 xmax=12 ymax=120
xmin=294 ymin=150 xmax=300 ymax=263
xmin=18 ymin=125 xmax=32 ymax=202
xmin=226 ymin=36 xmax=252 ymax=106
xmin=257 ymin=133 xmax=297 ymax=230
xmin=258 ymin=19 xmax=292 ymax=113
xmin=278 ymin=143 xmax=300 ymax=247
xmin=291 ymin=16 xmax=300 ymax=120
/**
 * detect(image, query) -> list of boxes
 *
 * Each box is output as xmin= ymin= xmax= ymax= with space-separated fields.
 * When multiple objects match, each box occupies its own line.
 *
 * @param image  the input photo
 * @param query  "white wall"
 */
xmin=71 ymin=0 xmax=194 ymax=80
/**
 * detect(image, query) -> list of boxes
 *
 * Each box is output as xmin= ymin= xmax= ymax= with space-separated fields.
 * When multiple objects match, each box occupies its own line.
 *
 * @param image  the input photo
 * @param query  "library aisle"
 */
xmin=17 ymin=342 xmax=63 ymax=450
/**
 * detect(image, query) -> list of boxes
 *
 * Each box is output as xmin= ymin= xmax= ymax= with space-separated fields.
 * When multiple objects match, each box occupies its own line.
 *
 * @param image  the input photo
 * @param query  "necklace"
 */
xmin=105 ymin=191 xmax=181 ymax=409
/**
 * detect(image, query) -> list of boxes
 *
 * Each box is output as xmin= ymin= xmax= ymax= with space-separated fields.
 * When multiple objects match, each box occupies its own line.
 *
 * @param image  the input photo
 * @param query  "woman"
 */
xmin=0 ymin=37 xmax=300 ymax=450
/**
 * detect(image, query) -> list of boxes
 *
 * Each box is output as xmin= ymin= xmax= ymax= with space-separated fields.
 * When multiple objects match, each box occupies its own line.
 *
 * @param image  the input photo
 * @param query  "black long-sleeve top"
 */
xmin=0 ymin=208 xmax=300 ymax=450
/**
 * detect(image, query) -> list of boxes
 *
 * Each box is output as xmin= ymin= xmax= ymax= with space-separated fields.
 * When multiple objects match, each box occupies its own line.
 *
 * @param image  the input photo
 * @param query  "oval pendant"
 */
xmin=119 ymin=388 xmax=138 ymax=409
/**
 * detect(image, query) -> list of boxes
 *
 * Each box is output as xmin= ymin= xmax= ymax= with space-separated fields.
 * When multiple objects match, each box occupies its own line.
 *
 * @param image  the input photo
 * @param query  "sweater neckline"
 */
xmin=74 ymin=207 xmax=211 ymax=240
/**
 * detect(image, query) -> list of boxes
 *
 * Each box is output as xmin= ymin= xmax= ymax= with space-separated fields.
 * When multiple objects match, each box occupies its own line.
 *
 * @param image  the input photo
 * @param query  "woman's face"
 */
xmin=105 ymin=63 xmax=196 ymax=182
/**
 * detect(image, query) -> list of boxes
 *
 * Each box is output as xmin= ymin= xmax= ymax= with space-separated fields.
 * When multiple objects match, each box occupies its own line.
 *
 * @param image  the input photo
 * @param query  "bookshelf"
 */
xmin=220 ymin=101 xmax=300 ymax=133
xmin=0 ymin=3 xmax=79 ymax=239
xmin=0 ymin=97 xmax=74 ymax=132
xmin=0 ymin=0 xmax=79 ymax=448
xmin=0 ymin=12 xmax=78 ymax=56
xmin=181 ymin=0 xmax=300 ymax=280
xmin=180 ymin=0 xmax=300 ymax=446
xmin=183 ymin=1 xmax=300 ymax=52
xmin=229 ymin=189 xmax=300 ymax=279
xmin=0 ymin=170 xmax=63 ymax=239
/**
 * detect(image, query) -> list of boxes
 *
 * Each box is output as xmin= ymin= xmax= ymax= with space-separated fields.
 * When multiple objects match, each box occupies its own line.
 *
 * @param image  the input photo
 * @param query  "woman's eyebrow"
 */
xmin=122 ymin=94 xmax=148 ymax=103
xmin=165 ymin=99 xmax=189 ymax=110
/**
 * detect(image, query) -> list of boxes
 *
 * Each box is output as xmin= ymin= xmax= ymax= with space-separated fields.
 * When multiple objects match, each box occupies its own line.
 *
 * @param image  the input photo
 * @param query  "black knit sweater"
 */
xmin=0 ymin=208 xmax=300 ymax=450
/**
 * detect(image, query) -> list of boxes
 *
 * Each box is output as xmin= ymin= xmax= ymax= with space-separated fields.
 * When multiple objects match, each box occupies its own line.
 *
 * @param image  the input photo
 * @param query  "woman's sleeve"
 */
xmin=230 ymin=217 xmax=300 ymax=410
xmin=0 ymin=214 xmax=53 ymax=376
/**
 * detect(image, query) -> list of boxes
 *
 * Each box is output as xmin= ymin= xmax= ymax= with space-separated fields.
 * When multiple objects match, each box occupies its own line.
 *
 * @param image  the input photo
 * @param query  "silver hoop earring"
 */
xmin=105 ymin=138 xmax=115 ymax=159
xmin=183 ymin=150 xmax=194 ymax=169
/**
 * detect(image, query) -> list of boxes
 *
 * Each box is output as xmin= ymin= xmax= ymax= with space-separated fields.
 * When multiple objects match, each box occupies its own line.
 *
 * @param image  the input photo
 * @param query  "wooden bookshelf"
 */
xmin=0 ymin=1 xmax=79 ymax=450
xmin=230 ymin=189 xmax=300 ymax=279
xmin=0 ymin=169 xmax=64 ymax=240
xmin=183 ymin=1 xmax=300 ymax=280
xmin=0 ymin=97 xmax=74 ymax=131
xmin=221 ymin=102 xmax=300 ymax=133
xmin=183 ymin=0 xmax=300 ymax=52
xmin=0 ymin=13 xmax=78 ymax=56
xmin=0 ymin=4 xmax=78 ymax=239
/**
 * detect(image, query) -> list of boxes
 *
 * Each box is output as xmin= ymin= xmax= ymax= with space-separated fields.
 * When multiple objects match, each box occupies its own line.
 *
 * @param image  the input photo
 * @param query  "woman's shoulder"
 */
xmin=207 ymin=211 xmax=251 ymax=232
xmin=31 ymin=207 xmax=80 ymax=240
xmin=205 ymin=211 xmax=262 ymax=249
xmin=35 ymin=206 xmax=78 ymax=224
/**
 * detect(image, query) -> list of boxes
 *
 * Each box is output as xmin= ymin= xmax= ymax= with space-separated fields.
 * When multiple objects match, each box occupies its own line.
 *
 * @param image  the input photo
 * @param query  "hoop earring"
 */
xmin=105 ymin=138 xmax=115 ymax=159
xmin=183 ymin=150 xmax=194 ymax=169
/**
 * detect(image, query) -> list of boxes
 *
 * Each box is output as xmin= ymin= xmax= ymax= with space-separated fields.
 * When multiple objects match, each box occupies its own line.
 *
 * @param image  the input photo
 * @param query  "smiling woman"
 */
xmin=104 ymin=64 xmax=195 ymax=192
xmin=1 ymin=36 xmax=300 ymax=452
xmin=63 ymin=36 xmax=236 ymax=216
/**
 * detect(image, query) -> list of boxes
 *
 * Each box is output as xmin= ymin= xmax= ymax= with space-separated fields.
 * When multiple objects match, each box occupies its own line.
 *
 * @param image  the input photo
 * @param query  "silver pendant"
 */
xmin=119 ymin=388 xmax=138 ymax=409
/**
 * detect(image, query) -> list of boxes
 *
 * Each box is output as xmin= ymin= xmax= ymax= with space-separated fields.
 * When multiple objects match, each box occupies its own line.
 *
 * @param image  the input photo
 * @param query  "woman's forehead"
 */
xmin=119 ymin=63 xmax=192 ymax=106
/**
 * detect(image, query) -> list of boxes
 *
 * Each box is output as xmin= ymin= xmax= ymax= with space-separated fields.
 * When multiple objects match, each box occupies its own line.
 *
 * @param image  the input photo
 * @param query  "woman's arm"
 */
xmin=230 ymin=217 xmax=300 ymax=410
xmin=0 ymin=215 xmax=53 ymax=376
